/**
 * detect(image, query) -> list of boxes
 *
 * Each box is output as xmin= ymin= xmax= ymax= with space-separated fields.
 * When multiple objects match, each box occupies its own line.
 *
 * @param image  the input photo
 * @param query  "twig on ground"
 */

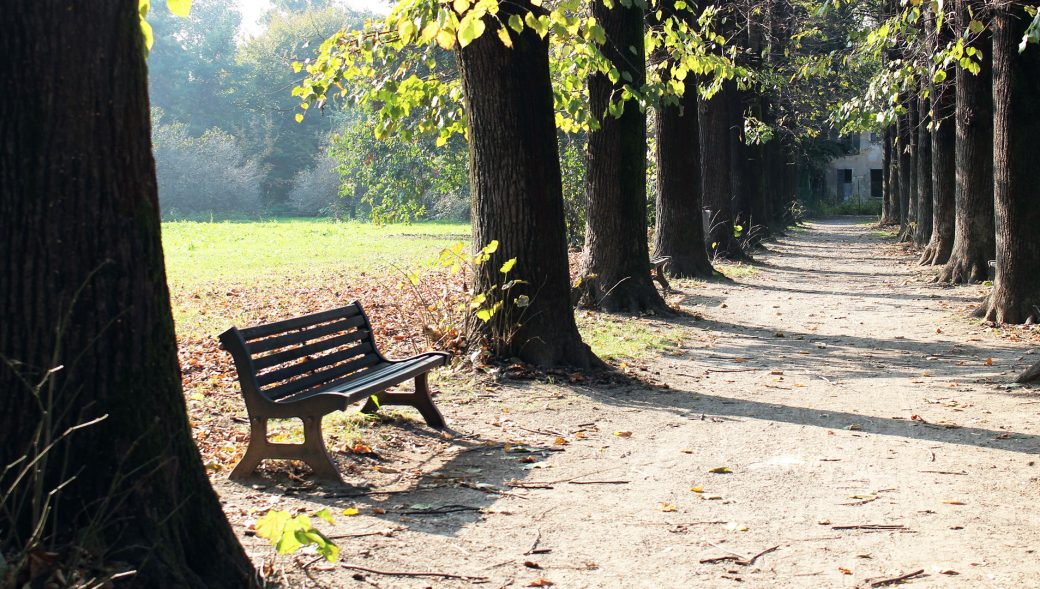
xmin=868 ymin=569 xmax=926 ymax=587
xmin=525 ymin=529 xmax=551 ymax=555
xmin=568 ymin=480 xmax=629 ymax=485
xmin=328 ymin=527 xmax=403 ymax=539
xmin=832 ymin=524 xmax=907 ymax=531
xmin=514 ymin=425 xmax=564 ymax=437
xmin=919 ymin=470 xmax=967 ymax=475
xmin=700 ymin=545 xmax=779 ymax=566
xmin=398 ymin=504 xmax=481 ymax=516
xmin=340 ymin=563 xmax=489 ymax=582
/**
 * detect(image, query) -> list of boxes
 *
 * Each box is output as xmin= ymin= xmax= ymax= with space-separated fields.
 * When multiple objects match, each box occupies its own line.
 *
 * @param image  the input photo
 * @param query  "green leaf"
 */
xmin=500 ymin=258 xmax=516 ymax=274
xmin=457 ymin=15 xmax=486 ymax=48
xmin=932 ymin=69 xmax=947 ymax=84
xmin=313 ymin=508 xmax=335 ymax=525
xmin=140 ymin=17 xmax=154 ymax=52
xmin=368 ymin=394 xmax=381 ymax=408
xmin=508 ymin=14 xmax=524 ymax=33
xmin=166 ymin=0 xmax=192 ymax=17
xmin=497 ymin=26 xmax=513 ymax=48
xmin=968 ymin=19 xmax=984 ymax=34
xmin=476 ymin=308 xmax=493 ymax=322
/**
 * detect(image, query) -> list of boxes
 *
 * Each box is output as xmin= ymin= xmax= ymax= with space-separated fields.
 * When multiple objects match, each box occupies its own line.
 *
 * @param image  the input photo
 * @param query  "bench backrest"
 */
xmin=219 ymin=302 xmax=386 ymax=408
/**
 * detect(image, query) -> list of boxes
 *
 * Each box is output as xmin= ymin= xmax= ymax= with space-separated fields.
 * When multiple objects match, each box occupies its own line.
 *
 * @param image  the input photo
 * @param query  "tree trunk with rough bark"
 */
xmin=920 ymin=4 xmax=957 ymax=265
xmin=882 ymin=127 xmax=895 ymax=224
xmin=938 ymin=0 xmax=995 ymax=283
xmin=652 ymin=2 xmax=714 ymax=279
xmin=976 ymin=0 xmax=1040 ymax=323
xmin=459 ymin=1 xmax=601 ymax=366
xmin=0 ymin=3 xmax=257 ymax=587
xmin=700 ymin=80 xmax=743 ymax=257
xmin=887 ymin=126 xmax=901 ymax=226
xmin=898 ymin=103 xmax=916 ymax=241
xmin=579 ymin=0 xmax=668 ymax=313
xmin=914 ymin=90 xmax=933 ymax=246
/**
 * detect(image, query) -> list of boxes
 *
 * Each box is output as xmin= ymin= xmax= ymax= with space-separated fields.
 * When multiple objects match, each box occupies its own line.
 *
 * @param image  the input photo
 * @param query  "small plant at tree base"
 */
xmin=394 ymin=240 xmax=529 ymax=362
xmin=254 ymin=508 xmax=339 ymax=562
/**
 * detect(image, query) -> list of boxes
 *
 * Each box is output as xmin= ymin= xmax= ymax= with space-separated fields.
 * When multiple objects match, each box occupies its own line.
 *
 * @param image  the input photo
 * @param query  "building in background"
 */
xmin=825 ymin=131 xmax=883 ymax=202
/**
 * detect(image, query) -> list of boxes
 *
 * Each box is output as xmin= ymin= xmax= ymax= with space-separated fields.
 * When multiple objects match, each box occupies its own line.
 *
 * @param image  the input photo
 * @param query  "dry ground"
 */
xmin=214 ymin=218 xmax=1040 ymax=588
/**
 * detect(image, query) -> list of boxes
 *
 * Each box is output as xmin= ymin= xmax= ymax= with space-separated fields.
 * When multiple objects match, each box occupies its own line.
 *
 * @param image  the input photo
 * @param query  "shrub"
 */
xmin=152 ymin=111 xmax=263 ymax=217
xmin=288 ymin=156 xmax=343 ymax=216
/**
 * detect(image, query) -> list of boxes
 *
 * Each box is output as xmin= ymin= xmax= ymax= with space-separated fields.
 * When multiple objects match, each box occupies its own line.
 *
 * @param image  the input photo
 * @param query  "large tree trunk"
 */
xmin=976 ymin=0 xmax=1040 ymax=323
xmin=0 ymin=2 xmax=256 ymax=587
xmin=579 ymin=0 xmax=668 ymax=313
xmin=459 ymin=1 xmax=600 ymax=366
xmin=938 ymin=0 xmax=995 ymax=283
xmin=897 ymin=103 xmax=916 ymax=241
xmin=914 ymin=90 xmax=933 ymax=246
xmin=652 ymin=2 xmax=714 ymax=279
xmin=887 ymin=126 xmax=901 ymax=227
xmin=700 ymin=80 xmax=742 ymax=256
xmin=881 ymin=127 xmax=895 ymax=224
xmin=920 ymin=5 xmax=957 ymax=266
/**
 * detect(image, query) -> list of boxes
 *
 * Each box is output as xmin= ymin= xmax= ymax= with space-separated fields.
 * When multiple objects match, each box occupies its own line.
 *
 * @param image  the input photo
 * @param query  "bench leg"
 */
xmin=361 ymin=373 xmax=446 ymax=429
xmin=229 ymin=417 xmax=268 ymax=480
xmin=228 ymin=416 xmax=343 ymax=484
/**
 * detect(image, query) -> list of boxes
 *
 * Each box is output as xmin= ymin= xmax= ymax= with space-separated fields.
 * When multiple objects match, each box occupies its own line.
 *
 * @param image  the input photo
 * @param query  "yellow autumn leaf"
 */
xmin=613 ymin=431 xmax=633 ymax=438
xmin=709 ymin=466 xmax=733 ymax=474
xmin=342 ymin=507 xmax=359 ymax=516
xmin=658 ymin=502 xmax=677 ymax=512
xmin=690 ymin=486 xmax=704 ymax=493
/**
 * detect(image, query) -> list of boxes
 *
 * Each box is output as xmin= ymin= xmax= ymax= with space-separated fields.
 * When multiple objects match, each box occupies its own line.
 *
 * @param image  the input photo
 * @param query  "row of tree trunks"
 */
xmin=920 ymin=1 xmax=957 ymax=266
xmin=976 ymin=0 xmax=1040 ymax=323
xmin=578 ymin=0 xmax=668 ymax=312
xmin=651 ymin=2 xmax=715 ymax=279
xmin=459 ymin=0 xmax=600 ymax=366
xmin=938 ymin=0 xmax=995 ymax=284
xmin=0 ymin=2 xmax=258 ymax=586
xmin=914 ymin=89 xmax=933 ymax=247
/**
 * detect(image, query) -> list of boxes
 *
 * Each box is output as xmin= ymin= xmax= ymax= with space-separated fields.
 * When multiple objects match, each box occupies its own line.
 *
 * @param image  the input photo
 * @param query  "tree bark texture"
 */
xmin=882 ymin=127 xmax=895 ymax=224
xmin=897 ymin=105 xmax=916 ymax=241
xmin=699 ymin=80 xmax=741 ymax=257
xmin=920 ymin=7 xmax=957 ymax=266
xmin=580 ymin=0 xmax=669 ymax=312
xmin=914 ymin=90 xmax=933 ymax=247
xmin=652 ymin=3 xmax=714 ymax=279
xmin=459 ymin=1 xmax=600 ymax=366
xmin=939 ymin=0 xmax=995 ymax=283
xmin=887 ymin=126 xmax=901 ymax=227
xmin=0 ymin=2 xmax=257 ymax=587
xmin=977 ymin=0 xmax=1040 ymax=323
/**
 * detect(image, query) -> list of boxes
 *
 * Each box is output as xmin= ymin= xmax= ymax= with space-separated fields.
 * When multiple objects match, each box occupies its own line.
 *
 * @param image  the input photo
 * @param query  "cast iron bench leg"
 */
xmin=229 ymin=416 xmax=343 ymax=483
xmin=361 ymin=373 xmax=446 ymax=429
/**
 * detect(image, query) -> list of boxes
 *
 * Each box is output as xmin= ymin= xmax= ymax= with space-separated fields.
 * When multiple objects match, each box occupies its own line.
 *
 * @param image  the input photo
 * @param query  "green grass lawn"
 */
xmin=163 ymin=218 xmax=469 ymax=288
xmin=163 ymin=217 xmax=680 ymax=363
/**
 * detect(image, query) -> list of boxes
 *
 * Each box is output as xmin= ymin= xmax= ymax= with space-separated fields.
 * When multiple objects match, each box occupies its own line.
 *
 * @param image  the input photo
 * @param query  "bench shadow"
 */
xmin=228 ymin=415 xmax=557 ymax=538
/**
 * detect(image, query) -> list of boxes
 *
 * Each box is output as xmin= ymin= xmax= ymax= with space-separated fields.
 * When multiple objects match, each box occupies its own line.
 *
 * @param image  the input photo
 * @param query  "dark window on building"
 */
xmin=870 ymin=169 xmax=883 ymax=198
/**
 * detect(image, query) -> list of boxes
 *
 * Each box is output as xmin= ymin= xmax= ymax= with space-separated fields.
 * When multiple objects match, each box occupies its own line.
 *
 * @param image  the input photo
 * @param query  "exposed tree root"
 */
xmin=936 ymin=256 xmax=988 ymax=284
xmin=1018 ymin=360 xmax=1040 ymax=384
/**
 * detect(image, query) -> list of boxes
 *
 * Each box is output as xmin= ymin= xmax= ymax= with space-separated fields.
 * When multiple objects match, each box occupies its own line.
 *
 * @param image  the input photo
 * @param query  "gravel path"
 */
xmin=221 ymin=218 xmax=1040 ymax=588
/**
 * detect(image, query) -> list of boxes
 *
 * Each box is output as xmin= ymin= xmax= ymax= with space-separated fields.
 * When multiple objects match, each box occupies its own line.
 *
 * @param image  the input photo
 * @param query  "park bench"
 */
xmin=219 ymin=302 xmax=448 ymax=482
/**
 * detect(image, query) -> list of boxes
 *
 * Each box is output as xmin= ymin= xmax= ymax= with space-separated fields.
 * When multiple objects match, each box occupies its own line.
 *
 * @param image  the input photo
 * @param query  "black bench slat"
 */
xmin=255 ymin=341 xmax=375 ymax=388
xmin=280 ymin=355 xmax=443 ymax=405
xmin=238 ymin=304 xmax=361 ymax=341
xmin=251 ymin=329 xmax=371 ymax=371
xmin=263 ymin=353 xmax=381 ymax=401
xmin=246 ymin=315 xmax=366 ymax=354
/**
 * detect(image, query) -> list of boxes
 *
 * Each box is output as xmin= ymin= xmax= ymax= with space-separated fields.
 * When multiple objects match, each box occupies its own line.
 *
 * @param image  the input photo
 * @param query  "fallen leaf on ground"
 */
xmin=342 ymin=507 xmax=359 ymax=516
xmin=709 ymin=467 xmax=733 ymax=474
xmin=658 ymin=502 xmax=678 ymax=512
xmin=553 ymin=436 xmax=568 ymax=445
xmin=527 ymin=578 xmax=554 ymax=587
xmin=690 ymin=486 xmax=704 ymax=493
xmin=614 ymin=431 xmax=633 ymax=438
xmin=838 ymin=567 xmax=852 ymax=575
xmin=943 ymin=500 xmax=966 ymax=505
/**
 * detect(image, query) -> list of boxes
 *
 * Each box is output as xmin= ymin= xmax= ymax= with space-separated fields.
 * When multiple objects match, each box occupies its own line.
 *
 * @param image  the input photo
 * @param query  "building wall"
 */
xmin=825 ymin=131 xmax=883 ymax=202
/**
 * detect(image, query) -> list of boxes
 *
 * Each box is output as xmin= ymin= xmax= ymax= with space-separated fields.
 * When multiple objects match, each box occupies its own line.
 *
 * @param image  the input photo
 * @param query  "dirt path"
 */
xmin=222 ymin=218 xmax=1040 ymax=588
